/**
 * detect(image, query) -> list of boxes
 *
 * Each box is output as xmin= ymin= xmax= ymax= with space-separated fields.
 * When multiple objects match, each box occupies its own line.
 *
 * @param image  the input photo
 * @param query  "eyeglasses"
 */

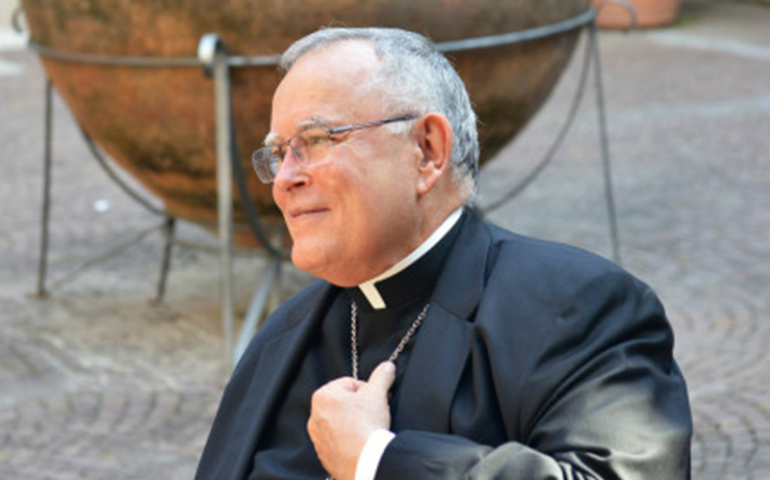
xmin=251 ymin=114 xmax=420 ymax=184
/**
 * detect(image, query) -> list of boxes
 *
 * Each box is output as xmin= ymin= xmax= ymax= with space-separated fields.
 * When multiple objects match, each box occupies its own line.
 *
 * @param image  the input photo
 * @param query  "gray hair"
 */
xmin=279 ymin=27 xmax=479 ymax=199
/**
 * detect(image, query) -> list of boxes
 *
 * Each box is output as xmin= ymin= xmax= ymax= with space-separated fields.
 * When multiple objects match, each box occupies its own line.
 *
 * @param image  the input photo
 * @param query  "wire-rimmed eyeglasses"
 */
xmin=251 ymin=114 xmax=420 ymax=184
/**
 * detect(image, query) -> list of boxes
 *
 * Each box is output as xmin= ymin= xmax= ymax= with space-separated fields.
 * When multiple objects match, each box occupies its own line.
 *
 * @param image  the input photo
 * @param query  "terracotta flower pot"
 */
xmin=22 ymin=0 xmax=590 ymax=247
xmin=593 ymin=0 xmax=682 ymax=29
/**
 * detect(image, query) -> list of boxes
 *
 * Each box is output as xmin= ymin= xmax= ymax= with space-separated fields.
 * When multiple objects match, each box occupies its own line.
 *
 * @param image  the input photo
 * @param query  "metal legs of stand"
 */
xmin=589 ymin=21 xmax=622 ymax=266
xmin=234 ymin=256 xmax=282 ymax=361
xmin=154 ymin=217 xmax=177 ymax=304
xmin=36 ymin=80 xmax=54 ymax=298
xmin=36 ymin=62 xmax=280 ymax=371
xmin=35 ymin=35 xmax=283 ymax=372
xmin=35 ymin=80 xmax=176 ymax=302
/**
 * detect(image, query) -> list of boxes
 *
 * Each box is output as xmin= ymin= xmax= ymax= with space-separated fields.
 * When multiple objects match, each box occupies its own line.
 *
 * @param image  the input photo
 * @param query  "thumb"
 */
xmin=365 ymin=361 xmax=396 ymax=394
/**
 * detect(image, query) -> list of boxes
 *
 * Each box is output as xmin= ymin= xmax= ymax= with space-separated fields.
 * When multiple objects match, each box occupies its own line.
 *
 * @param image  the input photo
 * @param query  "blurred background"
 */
xmin=1 ymin=0 xmax=769 ymax=478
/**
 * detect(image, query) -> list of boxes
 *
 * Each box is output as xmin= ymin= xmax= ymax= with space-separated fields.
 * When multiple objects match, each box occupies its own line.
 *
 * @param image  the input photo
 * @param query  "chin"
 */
xmin=291 ymin=244 xmax=358 ymax=286
xmin=290 ymin=243 xmax=327 ymax=277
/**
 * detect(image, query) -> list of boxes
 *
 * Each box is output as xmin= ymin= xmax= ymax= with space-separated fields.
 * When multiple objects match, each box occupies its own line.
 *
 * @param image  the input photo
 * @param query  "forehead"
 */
xmin=269 ymin=41 xmax=384 ymax=137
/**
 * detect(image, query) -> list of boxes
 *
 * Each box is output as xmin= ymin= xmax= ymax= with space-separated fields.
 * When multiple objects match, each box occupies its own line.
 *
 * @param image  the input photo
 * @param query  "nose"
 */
xmin=272 ymin=146 xmax=309 ymax=192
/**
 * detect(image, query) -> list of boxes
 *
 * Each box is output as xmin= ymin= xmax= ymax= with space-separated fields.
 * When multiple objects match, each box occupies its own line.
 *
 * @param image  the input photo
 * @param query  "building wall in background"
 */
xmin=0 ymin=0 xmax=19 ymax=30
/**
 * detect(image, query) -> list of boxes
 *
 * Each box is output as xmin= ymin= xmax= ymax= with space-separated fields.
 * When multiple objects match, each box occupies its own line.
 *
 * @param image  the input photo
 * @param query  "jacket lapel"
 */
xmin=393 ymin=211 xmax=492 ymax=432
xmin=218 ymin=283 xmax=338 ymax=480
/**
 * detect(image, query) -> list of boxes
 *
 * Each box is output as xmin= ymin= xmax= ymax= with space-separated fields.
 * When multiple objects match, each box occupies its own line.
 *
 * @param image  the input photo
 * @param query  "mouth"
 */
xmin=287 ymin=207 xmax=329 ymax=222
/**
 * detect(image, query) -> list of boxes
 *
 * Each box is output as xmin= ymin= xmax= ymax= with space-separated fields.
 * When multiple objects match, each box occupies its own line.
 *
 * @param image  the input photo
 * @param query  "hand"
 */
xmin=307 ymin=361 xmax=396 ymax=480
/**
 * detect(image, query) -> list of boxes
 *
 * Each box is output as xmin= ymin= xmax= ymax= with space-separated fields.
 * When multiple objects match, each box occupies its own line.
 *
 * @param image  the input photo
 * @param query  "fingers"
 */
xmin=364 ymin=361 xmax=396 ymax=394
xmin=330 ymin=376 xmax=365 ymax=393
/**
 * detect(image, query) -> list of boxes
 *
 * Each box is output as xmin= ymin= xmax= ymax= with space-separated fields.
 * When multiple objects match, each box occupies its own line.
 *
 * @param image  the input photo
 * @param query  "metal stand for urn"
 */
xmin=22 ymin=6 xmax=629 ymax=372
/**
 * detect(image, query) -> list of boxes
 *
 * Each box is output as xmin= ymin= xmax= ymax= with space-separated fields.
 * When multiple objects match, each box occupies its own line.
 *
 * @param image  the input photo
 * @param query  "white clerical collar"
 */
xmin=357 ymin=207 xmax=463 ymax=310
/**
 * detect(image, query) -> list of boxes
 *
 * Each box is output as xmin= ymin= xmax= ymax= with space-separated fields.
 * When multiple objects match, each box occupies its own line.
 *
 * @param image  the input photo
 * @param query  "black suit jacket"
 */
xmin=196 ymin=211 xmax=692 ymax=479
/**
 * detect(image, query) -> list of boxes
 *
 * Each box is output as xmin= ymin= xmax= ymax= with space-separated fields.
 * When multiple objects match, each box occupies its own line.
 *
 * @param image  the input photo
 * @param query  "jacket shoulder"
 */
xmin=480 ymin=221 xmax=657 ymax=318
xmin=491 ymin=221 xmax=622 ymax=269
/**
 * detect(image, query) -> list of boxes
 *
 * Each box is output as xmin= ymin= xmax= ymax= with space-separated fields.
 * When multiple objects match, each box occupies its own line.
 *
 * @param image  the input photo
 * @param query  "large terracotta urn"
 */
xmin=22 ymin=0 xmax=590 ymax=247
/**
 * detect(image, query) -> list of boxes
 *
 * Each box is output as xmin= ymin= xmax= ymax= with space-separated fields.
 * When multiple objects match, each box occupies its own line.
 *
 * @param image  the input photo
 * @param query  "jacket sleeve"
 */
xmin=376 ymin=272 xmax=692 ymax=480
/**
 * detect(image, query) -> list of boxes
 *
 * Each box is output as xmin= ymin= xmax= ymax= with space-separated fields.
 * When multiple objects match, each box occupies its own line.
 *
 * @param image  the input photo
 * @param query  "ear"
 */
xmin=414 ymin=113 xmax=454 ymax=196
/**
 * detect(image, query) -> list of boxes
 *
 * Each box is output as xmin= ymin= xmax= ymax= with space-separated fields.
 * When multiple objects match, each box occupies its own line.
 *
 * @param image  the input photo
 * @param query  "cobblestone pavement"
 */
xmin=1 ymin=1 xmax=769 ymax=478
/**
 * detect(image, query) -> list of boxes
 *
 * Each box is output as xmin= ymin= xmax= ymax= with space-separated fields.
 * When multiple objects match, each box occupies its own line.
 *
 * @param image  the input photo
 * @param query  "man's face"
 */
xmin=270 ymin=41 xmax=424 ymax=286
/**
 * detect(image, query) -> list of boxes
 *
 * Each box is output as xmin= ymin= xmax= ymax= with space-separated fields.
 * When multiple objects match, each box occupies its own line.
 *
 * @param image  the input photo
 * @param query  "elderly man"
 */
xmin=196 ymin=27 xmax=692 ymax=480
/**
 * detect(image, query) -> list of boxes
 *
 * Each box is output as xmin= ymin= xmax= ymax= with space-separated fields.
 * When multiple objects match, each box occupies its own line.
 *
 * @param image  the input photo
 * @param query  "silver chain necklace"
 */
xmin=350 ymin=301 xmax=431 ymax=381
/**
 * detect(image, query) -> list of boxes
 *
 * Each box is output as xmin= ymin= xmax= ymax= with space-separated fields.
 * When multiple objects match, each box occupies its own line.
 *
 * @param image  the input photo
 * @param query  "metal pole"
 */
xmin=215 ymin=43 xmax=235 ymax=370
xmin=590 ymin=21 xmax=623 ymax=266
xmin=36 ymin=80 xmax=54 ymax=297
xmin=200 ymin=34 xmax=236 ymax=370
xmin=154 ymin=216 xmax=176 ymax=303
xmin=233 ymin=256 xmax=283 ymax=363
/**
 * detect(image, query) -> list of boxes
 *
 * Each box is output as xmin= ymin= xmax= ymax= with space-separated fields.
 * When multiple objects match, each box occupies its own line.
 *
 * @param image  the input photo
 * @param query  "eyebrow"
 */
xmin=263 ymin=116 xmax=332 ymax=146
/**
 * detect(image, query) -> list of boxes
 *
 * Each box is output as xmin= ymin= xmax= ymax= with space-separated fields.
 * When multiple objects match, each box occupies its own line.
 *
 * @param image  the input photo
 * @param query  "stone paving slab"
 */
xmin=1 ymin=0 xmax=769 ymax=478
